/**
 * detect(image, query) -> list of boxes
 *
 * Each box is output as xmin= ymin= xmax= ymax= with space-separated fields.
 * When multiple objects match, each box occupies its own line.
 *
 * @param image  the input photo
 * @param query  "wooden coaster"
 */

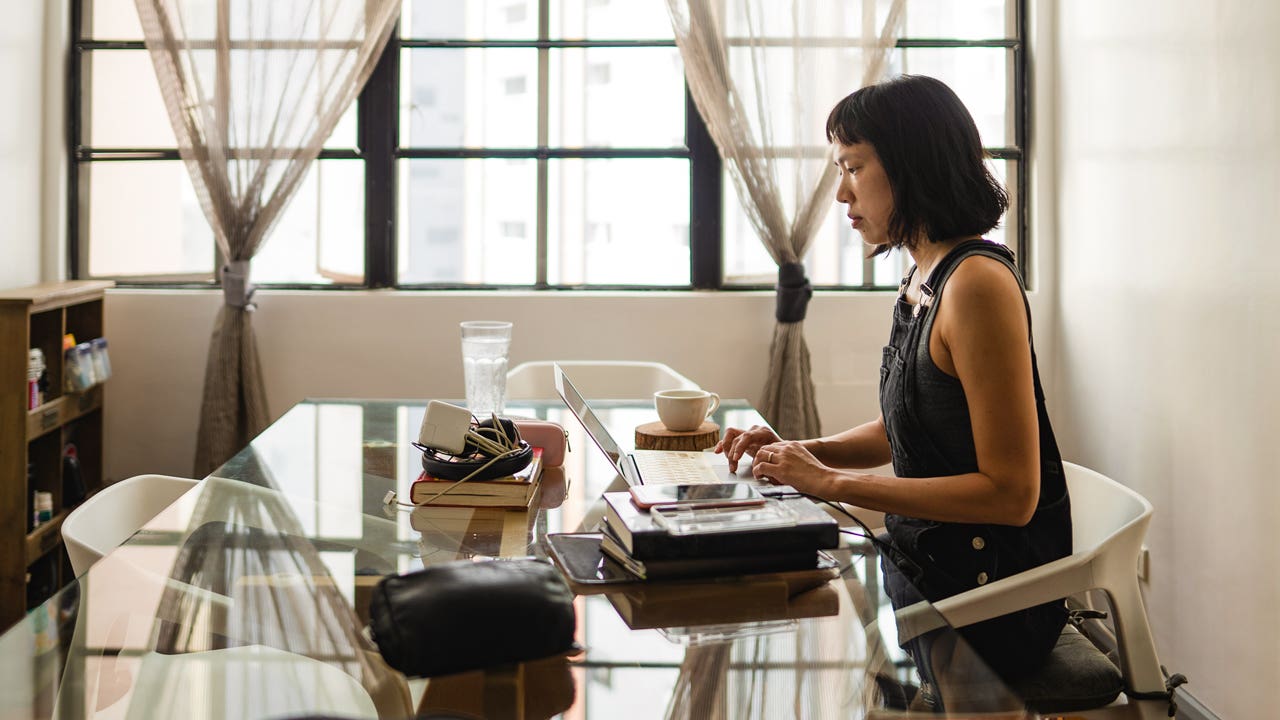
xmin=635 ymin=421 xmax=720 ymax=451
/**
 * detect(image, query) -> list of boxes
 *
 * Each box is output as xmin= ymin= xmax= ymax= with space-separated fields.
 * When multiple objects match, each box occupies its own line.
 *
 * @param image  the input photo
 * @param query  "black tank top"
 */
xmin=878 ymin=240 xmax=1072 ymax=676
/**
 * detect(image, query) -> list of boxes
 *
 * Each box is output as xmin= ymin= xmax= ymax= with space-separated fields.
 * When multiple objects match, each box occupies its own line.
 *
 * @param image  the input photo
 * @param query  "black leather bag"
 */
xmin=368 ymin=558 xmax=577 ymax=678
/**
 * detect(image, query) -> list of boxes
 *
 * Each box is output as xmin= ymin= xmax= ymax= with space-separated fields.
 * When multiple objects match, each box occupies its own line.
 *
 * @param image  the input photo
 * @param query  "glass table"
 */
xmin=0 ymin=399 xmax=1034 ymax=719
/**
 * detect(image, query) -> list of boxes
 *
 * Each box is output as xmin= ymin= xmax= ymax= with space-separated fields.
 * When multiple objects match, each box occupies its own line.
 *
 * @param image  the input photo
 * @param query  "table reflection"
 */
xmin=0 ymin=399 xmax=1033 ymax=719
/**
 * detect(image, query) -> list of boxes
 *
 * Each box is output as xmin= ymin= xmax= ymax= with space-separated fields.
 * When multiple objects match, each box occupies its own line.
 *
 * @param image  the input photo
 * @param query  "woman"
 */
xmin=716 ymin=75 xmax=1072 ymax=683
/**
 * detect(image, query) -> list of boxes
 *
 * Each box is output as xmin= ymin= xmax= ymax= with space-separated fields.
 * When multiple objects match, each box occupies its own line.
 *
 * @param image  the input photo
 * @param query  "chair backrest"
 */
xmin=62 ymin=473 xmax=199 ymax=577
xmin=121 ymin=645 xmax=378 ymax=719
xmin=1062 ymin=461 xmax=1152 ymax=559
xmin=506 ymin=360 xmax=699 ymax=400
xmin=910 ymin=462 xmax=1167 ymax=700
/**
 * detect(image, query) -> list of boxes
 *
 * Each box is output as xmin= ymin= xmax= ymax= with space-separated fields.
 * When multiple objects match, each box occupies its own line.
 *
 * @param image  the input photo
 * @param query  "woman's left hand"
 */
xmin=752 ymin=441 xmax=833 ymax=497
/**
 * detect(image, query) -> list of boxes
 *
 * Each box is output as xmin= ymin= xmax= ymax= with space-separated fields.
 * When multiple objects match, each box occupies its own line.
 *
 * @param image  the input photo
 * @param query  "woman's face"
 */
xmin=833 ymin=141 xmax=895 ymax=249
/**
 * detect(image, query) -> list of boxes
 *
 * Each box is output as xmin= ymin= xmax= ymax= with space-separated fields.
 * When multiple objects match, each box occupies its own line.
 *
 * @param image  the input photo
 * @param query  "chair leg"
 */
xmin=1105 ymin=579 xmax=1166 ymax=696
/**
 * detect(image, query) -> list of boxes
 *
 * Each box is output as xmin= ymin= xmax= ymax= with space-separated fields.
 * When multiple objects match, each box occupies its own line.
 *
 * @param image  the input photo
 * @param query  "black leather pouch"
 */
xmin=368 ymin=558 xmax=577 ymax=678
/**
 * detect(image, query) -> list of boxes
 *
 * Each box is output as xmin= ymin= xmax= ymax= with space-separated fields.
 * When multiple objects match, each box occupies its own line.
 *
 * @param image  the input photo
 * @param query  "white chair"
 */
xmin=121 ymin=645 xmax=378 ymax=720
xmin=895 ymin=461 xmax=1164 ymax=701
xmin=506 ymin=360 xmax=700 ymax=400
xmin=62 ymin=474 xmax=199 ymax=577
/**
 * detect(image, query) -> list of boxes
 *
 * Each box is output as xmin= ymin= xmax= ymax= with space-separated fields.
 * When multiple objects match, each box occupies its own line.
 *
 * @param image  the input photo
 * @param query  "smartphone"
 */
xmin=628 ymin=482 xmax=766 ymax=510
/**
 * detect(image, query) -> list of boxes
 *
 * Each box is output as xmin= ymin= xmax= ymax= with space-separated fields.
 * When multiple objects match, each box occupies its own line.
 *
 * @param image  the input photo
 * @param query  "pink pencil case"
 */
xmin=511 ymin=418 xmax=568 ymax=467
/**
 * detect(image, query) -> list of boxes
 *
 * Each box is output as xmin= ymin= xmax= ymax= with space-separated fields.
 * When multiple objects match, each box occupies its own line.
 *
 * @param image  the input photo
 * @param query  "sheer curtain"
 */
xmin=665 ymin=0 xmax=905 ymax=439
xmin=134 ymin=0 xmax=400 ymax=474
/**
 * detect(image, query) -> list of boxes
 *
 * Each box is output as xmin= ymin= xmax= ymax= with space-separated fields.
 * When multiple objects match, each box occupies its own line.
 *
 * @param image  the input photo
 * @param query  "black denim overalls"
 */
xmin=878 ymin=240 xmax=1073 ymax=681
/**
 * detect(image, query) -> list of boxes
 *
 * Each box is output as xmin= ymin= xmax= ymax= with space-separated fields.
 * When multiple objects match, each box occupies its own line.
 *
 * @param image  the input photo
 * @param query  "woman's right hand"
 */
xmin=714 ymin=425 xmax=783 ymax=473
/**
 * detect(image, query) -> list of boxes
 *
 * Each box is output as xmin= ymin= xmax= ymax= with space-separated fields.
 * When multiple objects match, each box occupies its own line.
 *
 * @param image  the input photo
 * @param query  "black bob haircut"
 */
xmin=825 ymin=75 xmax=1008 ymax=253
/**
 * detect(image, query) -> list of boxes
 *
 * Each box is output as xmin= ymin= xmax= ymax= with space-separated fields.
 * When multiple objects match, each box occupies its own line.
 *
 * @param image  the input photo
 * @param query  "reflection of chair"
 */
xmin=62 ymin=474 xmax=198 ymax=577
xmin=506 ymin=360 xmax=699 ymax=400
xmin=122 ymin=645 xmax=376 ymax=720
xmin=897 ymin=462 xmax=1163 ymax=710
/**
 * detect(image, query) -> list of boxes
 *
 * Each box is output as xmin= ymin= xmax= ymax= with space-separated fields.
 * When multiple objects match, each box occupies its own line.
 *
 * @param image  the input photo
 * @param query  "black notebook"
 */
xmin=599 ymin=526 xmax=825 ymax=581
xmin=601 ymin=491 xmax=839 ymax=561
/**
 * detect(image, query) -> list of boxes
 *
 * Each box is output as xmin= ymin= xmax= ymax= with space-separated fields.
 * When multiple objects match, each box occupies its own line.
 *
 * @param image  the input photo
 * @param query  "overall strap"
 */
xmin=911 ymin=240 xmax=1070 ymax=476
xmin=914 ymin=241 xmax=1045 ymax=396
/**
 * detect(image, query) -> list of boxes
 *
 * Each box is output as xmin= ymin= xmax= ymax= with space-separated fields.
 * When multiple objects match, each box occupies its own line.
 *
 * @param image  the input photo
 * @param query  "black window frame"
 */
xmin=68 ymin=0 xmax=1026 ymax=291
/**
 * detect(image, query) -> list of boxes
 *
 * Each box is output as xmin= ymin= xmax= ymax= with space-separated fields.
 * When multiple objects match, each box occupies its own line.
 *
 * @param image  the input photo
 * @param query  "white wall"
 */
xmin=1052 ymin=2 xmax=1280 ymax=716
xmin=0 ymin=0 xmax=58 ymax=289
xmin=102 ymin=289 xmax=906 ymax=480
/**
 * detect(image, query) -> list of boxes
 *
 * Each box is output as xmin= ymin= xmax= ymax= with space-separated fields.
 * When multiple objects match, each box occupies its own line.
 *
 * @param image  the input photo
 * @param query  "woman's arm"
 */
xmin=798 ymin=416 xmax=892 ymax=469
xmin=755 ymin=256 xmax=1041 ymax=526
xmin=716 ymin=415 xmax=892 ymax=472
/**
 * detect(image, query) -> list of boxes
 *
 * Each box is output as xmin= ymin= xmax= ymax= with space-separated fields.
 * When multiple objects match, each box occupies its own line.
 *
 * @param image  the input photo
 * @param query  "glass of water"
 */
xmin=459 ymin=321 xmax=512 ymax=416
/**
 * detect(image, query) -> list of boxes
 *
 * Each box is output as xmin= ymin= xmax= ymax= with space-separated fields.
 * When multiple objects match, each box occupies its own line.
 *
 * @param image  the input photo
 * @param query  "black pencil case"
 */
xmin=367 ymin=558 xmax=577 ymax=678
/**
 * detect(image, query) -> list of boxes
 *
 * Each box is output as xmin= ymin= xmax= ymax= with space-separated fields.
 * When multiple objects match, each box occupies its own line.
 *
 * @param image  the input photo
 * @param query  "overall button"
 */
xmin=971 ymin=536 xmax=986 ymax=550
xmin=976 ymin=572 xmax=989 ymax=585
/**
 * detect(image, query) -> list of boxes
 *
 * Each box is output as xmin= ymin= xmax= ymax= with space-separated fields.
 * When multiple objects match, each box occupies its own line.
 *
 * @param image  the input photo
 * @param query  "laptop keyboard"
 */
xmin=633 ymin=451 xmax=726 ymax=484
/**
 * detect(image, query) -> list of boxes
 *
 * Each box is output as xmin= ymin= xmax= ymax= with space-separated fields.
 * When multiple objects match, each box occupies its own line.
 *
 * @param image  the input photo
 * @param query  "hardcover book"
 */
xmin=598 ymin=526 xmax=823 ymax=581
xmin=411 ymin=449 xmax=543 ymax=507
xmin=601 ymin=491 xmax=839 ymax=561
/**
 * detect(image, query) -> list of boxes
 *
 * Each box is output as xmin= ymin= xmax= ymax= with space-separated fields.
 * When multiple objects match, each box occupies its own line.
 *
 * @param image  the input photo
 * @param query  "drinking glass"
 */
xmin=459 ymin=321 xmax=512 ymax=416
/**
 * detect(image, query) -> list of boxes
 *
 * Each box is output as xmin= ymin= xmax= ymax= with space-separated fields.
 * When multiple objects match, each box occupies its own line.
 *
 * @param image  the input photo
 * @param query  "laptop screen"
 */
xmin=553 ymin=363 xmax=629 ymax=478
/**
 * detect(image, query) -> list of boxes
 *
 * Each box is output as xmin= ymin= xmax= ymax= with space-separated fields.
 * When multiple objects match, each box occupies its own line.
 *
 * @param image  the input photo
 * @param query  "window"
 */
xmin=71 ymin=0 xmax=1026 ymax=290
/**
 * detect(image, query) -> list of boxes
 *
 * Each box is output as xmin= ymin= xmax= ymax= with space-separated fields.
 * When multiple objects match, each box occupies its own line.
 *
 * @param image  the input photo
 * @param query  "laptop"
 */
xmin=553 ymin=362 xmax=754 ymax=486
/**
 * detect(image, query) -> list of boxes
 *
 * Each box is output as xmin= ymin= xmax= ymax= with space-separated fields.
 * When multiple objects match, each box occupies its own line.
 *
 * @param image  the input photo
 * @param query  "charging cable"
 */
xmin=386 ymin=404 xmax=533 ymax=508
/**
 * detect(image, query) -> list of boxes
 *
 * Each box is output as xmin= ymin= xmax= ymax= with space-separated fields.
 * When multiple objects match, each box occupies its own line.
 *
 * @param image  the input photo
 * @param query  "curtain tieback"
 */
xmin=775 ymin=262 xmax=812 ymax=324
xmin=221 ymin=259 xmax=256 ymax=311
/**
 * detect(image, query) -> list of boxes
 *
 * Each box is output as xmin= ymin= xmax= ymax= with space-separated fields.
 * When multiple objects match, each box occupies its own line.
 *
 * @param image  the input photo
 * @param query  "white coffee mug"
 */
xmin=654 ymin=389 xmax=721 ymax=432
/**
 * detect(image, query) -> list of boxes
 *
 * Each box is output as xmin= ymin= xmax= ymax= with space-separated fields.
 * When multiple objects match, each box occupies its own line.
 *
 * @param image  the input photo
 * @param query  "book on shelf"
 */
xmin=601 ymin=491 xmax=839 ymax=561
xmin=410 ymin=448 xmax=543 ymax=508
xmin=598 ymin=525 xmax=824 ymax=581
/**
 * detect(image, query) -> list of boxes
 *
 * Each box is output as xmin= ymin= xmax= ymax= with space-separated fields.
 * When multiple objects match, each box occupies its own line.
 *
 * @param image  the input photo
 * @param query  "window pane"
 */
xmin=401 ymin=48 xmax=538 ymax=148
xmin=723 ymin=177 xmax=872 ymax=287
xmin=86 ymin=0 xmax=220 ymax=41
xmin=805 ymin=203 xmax=874 ymax=287
xmin=903 ymin=0 xmax=1013 ymax=39
xmin=901 ymin=47 xmax=1011 ymax=147
xmin=84 ymin=161 xmax=214 ymax=278
xmin=547 ymin=159 xmax=689 ymax=286
xmin=723 ymin=1 xmax=896 ymax=38
xmin=986 ymin=158 xmax=1013 ymax=249
xmin=398 ymin=159 xmax=538 ymax=284
xmin=252 ymin=160 xmax=365 ymax=284
xmin=404 ymin=0 xmax=537 ymax=40
xmin=725 ymin=45 xmax=870 ymax=149
xmin=722 ymin=158 xmax=841 ymax=285
xmin=85 ymin=0 xmax=146 ymax=39
xmin=548 ymin=48 xmax=684 ymax=148
xmin=227 ymin=0 xmax=370 ymax=42
xmin=85 ymin=51 xmax=176 ymax=148
xmin=724 ymin=159 xmax=1014 ymax=287
xmin=83 ymin=50 xmax=357 ymax=149
xmin=549 ymin=0 xmax=675 ymax=41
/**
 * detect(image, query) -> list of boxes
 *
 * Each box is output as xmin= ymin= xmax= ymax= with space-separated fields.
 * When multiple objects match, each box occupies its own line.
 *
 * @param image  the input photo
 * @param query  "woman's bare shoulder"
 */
xmin=941 ymin=254 xmax=1023 ymax=312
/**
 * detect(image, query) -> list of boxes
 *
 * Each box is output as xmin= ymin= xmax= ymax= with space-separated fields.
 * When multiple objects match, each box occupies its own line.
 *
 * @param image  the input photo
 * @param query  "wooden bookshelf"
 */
xmin=0 ymin=280 xmax=113 ymax=629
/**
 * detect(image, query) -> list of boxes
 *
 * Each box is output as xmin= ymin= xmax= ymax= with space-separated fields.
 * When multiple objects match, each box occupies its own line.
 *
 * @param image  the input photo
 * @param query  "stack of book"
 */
xmin=410 ymin=448 xmax=544 ymax=510
xmin=598 ymin=490 xmax=840 ymax=581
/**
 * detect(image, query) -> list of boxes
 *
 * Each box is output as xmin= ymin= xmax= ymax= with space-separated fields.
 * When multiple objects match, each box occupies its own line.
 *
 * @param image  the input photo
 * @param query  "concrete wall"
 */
xmin=1051 ymin=1 xmax=1280 ymax=716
